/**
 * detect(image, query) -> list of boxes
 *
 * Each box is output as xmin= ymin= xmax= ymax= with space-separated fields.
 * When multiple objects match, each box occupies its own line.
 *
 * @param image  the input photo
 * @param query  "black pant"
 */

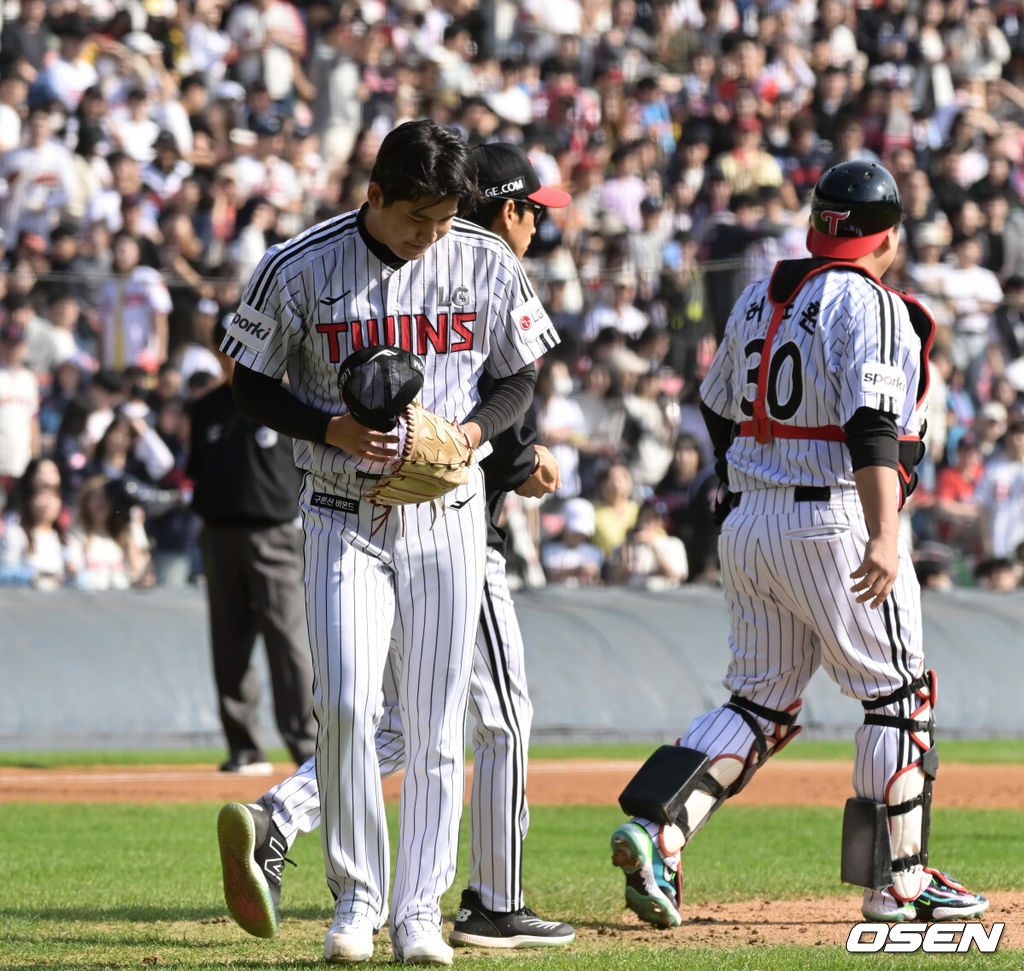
xmin=201 ymin=521 xmax=316 ymax=764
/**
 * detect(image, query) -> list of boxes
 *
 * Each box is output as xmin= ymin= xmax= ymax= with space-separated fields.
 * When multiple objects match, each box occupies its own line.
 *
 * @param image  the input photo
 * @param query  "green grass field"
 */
xmin=2 ymin=745 xmax=1021 ymax=970
xmin=2 ymin=737 xmax=1023 ymax=768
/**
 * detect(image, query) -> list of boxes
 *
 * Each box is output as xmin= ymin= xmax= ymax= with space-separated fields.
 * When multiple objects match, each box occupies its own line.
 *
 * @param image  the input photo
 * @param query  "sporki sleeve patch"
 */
xmin=226 ymin=302 xmax=277 ymax=353
xmin=860 ymin=362 xmax=907 ymax=399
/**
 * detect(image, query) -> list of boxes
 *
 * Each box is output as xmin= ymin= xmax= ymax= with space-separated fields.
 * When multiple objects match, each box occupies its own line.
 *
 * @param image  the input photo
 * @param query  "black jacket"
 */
xmin=187 ymin=384 xmax=303 ymax=526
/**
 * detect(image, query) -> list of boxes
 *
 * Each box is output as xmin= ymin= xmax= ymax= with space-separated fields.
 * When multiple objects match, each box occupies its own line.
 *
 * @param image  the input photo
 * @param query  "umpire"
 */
xmin=188 ymin=322 xmax=316 ymax=774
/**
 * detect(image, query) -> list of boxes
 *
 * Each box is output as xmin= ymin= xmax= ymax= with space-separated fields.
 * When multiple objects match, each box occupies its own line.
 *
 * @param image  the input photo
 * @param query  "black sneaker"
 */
xmin=219 ymin=753 xmax=274 ymax=776
xmin=449 ymin=889 xmax=575 ymax=949
xmin=217 ymin=800 xmax=291 ymax=938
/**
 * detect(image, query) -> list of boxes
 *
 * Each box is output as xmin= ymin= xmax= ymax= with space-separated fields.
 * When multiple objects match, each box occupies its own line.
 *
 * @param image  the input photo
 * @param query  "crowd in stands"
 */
xmin=2 ymin=0 xmax=1024 ymax=593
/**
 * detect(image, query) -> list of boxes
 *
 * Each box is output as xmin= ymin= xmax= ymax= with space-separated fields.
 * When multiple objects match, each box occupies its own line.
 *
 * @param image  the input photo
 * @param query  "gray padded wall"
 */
xmin=0 ymin=585 xmax=1018 ymax=749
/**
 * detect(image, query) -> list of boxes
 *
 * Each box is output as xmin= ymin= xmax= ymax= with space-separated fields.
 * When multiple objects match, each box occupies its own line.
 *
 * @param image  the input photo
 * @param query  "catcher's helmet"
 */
xmin=807 ymin=161 xmax=903 ymax=260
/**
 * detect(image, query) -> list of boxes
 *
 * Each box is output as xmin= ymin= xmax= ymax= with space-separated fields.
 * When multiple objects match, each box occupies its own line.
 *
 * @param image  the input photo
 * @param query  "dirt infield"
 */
xmin=1 ymin=758 xmax=1022 ymax=809
xmin=4 ymin=759 xmax=1020 ymax=950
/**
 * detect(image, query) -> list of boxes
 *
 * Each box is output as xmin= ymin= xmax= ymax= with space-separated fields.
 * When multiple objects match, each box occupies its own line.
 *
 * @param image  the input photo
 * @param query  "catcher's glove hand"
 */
xmin=363 ymin=401 xmax=474 ymax=507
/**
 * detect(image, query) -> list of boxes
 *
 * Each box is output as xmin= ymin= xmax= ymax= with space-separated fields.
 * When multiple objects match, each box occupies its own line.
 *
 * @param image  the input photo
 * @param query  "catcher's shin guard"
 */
xmin=619 ymin=696 xmax=802 ymax=846
xmin=845 ymin=671 xmax=938 ymax=901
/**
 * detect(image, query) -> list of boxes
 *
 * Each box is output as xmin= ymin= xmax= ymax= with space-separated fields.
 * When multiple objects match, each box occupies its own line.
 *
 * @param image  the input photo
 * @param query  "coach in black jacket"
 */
xmin=188 ymin=324 xmax=316 ymax=775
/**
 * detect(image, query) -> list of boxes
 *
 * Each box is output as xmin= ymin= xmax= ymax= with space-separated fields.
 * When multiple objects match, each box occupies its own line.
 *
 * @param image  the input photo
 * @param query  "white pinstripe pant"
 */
xmin=265 ymin=545 xmax=533 ymax=914
xmin=299 ymin=467 xmax=487 ymax=940
xmin=682 ymin=486 xmax=926 ymax=805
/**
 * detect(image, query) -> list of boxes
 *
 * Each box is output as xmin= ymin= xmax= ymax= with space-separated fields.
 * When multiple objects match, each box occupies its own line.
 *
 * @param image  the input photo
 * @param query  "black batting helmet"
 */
xmin=807 ymin=161 xmax=903 ymax=260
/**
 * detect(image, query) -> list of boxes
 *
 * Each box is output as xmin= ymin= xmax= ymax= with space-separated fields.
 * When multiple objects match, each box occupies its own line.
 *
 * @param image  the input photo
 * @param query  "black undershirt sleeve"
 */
xmin=468 ymin=363 xmax=537 ymax=444
xmin=232 ymin=364 xmax=332 ymax=443
xmin=232 ymin=361 xmax=538 ymax=447
xmin=843 ymin=406 xmax=899 ymax=471
xmin=700 ymin=402 xmax=737 ymax=459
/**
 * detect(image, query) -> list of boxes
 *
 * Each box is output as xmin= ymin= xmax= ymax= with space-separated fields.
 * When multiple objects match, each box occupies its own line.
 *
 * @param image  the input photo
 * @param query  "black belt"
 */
xmin=794 ymin=486 xmax=831 ymax=502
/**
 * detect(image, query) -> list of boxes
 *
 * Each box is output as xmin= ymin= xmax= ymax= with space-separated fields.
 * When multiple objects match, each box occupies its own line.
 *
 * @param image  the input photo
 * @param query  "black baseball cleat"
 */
xmin=913 ymin=869 xmax=990 ymax=921
xmin=217 ymin=800 xmax=292 ymax=938
xmin=449 ymin=889 xmax=575 ymax=948
xmin=219 ymin=752 xmax=274 ymax=776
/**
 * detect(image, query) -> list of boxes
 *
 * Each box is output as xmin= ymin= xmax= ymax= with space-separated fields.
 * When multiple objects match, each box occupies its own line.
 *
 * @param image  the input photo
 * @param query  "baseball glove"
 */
xmin=363 ymin=402 xmax=474 ymax=507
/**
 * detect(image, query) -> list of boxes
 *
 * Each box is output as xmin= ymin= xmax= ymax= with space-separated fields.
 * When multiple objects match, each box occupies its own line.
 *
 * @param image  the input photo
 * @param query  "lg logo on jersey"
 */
xmin=437 ymin=285 xmax=470 ymax=307
xmin=846 ymin=922 xmax=1005 ymax=953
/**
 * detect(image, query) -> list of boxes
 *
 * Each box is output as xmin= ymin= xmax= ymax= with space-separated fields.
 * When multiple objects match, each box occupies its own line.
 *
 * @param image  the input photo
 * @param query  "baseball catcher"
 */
xmin=338 ymin=345 xmax=474 ymax=511
xmin=611 ymin=161 xmax=988 ymax=930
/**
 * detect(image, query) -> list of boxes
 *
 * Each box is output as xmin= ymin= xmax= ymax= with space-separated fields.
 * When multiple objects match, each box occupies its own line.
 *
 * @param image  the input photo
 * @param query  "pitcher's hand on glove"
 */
xmin=363 ymin=402 xmax=475 ymax=507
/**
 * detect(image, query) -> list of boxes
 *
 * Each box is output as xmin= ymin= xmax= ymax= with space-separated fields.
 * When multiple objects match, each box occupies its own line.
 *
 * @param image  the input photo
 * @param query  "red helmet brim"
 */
xmin=806 ymin=225 xmax=891 ymax=259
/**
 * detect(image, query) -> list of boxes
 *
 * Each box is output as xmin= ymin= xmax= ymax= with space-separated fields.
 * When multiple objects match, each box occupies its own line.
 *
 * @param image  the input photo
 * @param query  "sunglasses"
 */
xmin=523 ymin=201 xmax=545 ymax=225
xmin=502 ymin=198 xmax=545 ymax=226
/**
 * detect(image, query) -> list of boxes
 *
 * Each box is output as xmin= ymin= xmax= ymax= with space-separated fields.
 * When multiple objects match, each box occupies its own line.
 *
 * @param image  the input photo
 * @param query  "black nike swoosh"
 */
xmin=448 ymin=494 xmax=476 ymax=509
xmin=319 ymin=289 xmax=351 ymax=305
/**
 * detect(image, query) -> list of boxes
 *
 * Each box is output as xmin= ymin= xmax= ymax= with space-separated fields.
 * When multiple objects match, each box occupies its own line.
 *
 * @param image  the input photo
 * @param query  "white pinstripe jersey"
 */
xmin=222 ymin=207 xmax=559 ymax=475
xmin=701 ymin=267 xmax=924 ymax=493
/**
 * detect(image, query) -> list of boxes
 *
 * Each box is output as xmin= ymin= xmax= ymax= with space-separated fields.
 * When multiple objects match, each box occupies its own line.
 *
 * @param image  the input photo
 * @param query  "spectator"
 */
xmin=977 ymin=190 xmax=1024 ymax=282
xmin=0 ymin=0 xmax=49 ymax=76
xmin=226 ymin=195 xmax=278 ymax=284
xmin=974 ymin=418 xmax=1024 ymax=559
xmin=110 ymin=87 xmax=162 ymax=166
xmin=932 ymin=435 xmax=984 ymax=556
xmin=581 ymin=269 xmax=648 ymax=343
xmin=0 ymin=321 xmax=40 ymax=505
xmin=713 ymin=117 xmax=784 ymax=197
xmin=652 ymin=433 xmax=719 ymax=582
xmin=975 ymin=399 xmax=1009 ymax=460
xmin=592 ymin=460 xmax=639 ymax=557
xmin=1 ymin=0 xmax=1024 ymax=586
xmin=226 ymin=0 xmax=307 ymax=110
xmin=604 ymin=500 xmax=688 ymax=590
xmin=571 ymin=361 xmax=626 ymax=495
xmin=908 ymin=222 xmax=955 ymax=338
xmin=599 ymin=142 xmax=649 ymax=233
xmin=0 ymin=457 xmax=78 ymax=589
xmin=992 ymin=276 xmax=1024 ymax=386
xmin=945 ymin=233 xmax=1002 ymax=385
xmin=5 ymin=292 xmax=62 ymax=384
xmin=0 ymin=105 xmax=76 ymax=246
xmin=71 ymin=475 xmax=148 ymax=590
xmin=146 ymin=396 xmax=198 ymax=588
xmin=626 ymin=196 xmax=671 ymax=296
xmin=95 ymin=232 xmax=172 ymax=372
xmin=142 ymin=131 xmax=194 ymax=205
xmin=39 ymin=359 xmax=85 ymax=456
xmin=540 ymin=496 xmax=603 ymax=585
xmin=37 ymin=13 xmax=97 ymax=114
xmin=534 ymin=358 xmax=587 ymax=498
xmin=0 ymin=65 xmax=30 ymax=154
xmin=87 ymin=409 xmax=174 ymax=488
xmin=184 ymin=0 xmax=233 ymax=85
xmin=974 ymin=556 xmax=1021 ymax=591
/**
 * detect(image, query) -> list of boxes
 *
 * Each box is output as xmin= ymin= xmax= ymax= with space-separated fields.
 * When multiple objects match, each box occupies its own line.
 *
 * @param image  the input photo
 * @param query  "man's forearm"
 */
xmin=854 ymin=465 xmax=899 ymax=541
